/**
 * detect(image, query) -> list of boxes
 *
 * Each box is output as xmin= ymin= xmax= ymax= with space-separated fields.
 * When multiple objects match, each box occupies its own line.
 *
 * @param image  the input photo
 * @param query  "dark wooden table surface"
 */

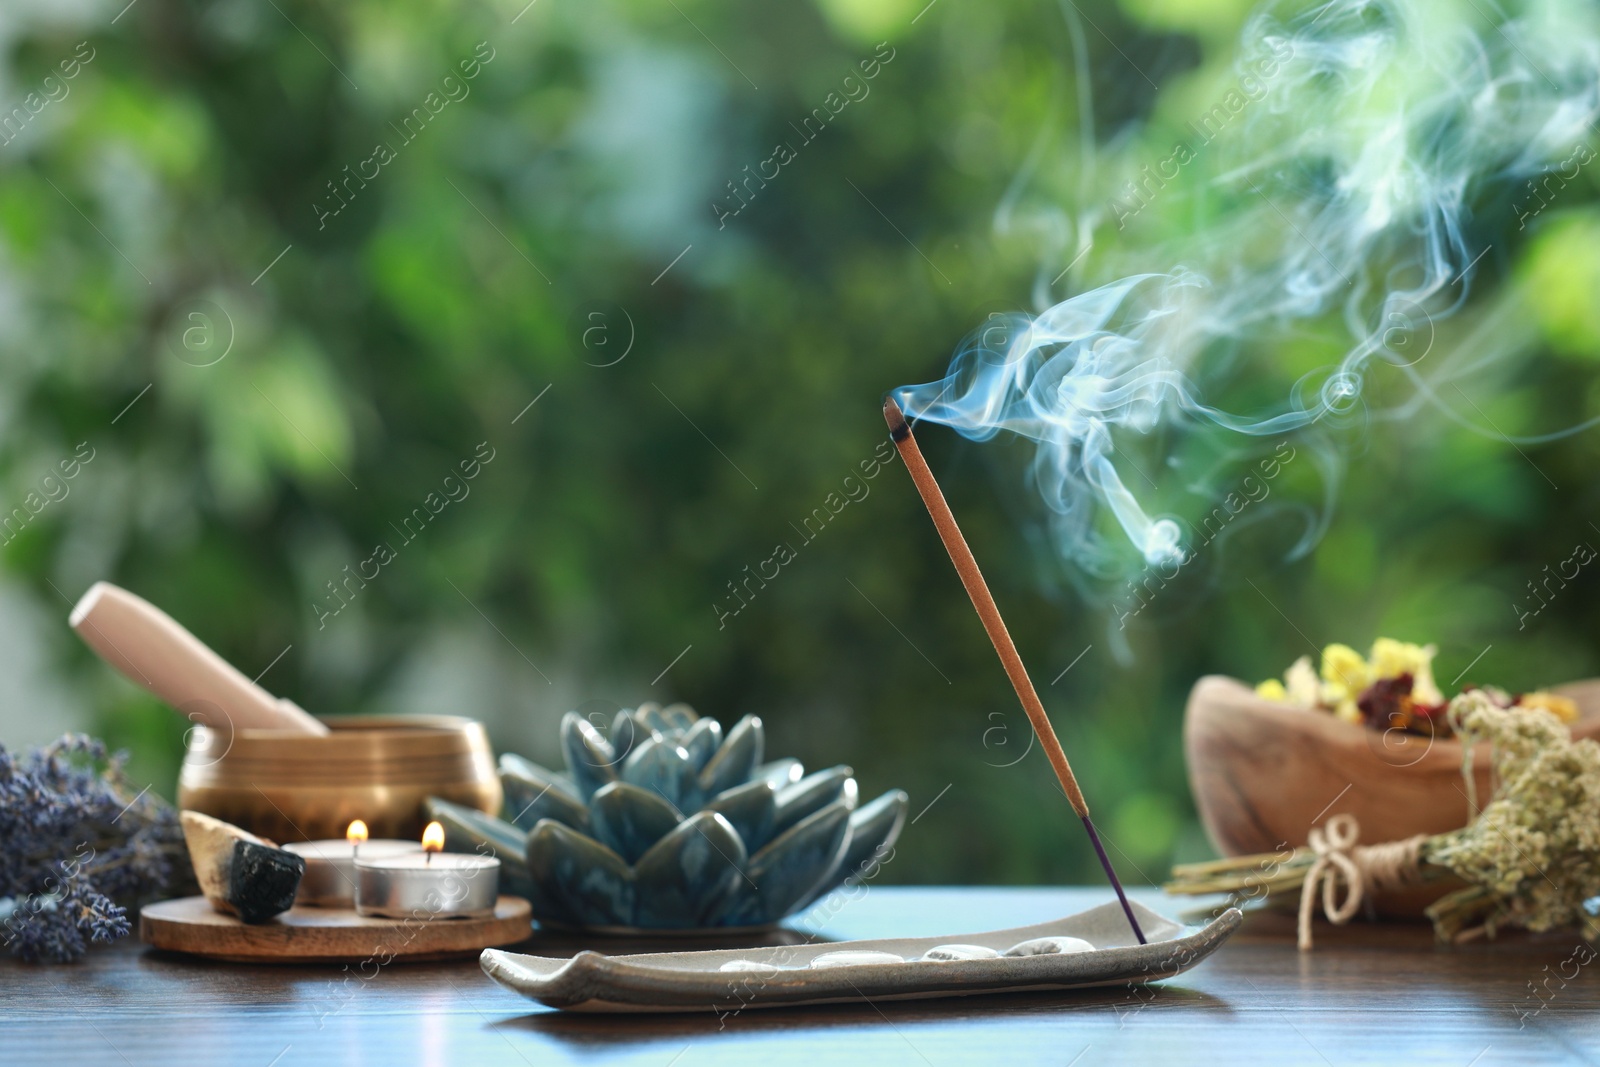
xmin=3 ymin=886 xmax=1597 ymax=1066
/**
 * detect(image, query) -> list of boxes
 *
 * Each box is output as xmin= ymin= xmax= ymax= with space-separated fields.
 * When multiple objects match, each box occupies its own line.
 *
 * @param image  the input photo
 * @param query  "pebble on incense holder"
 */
xmin=355 ymin=821 xmax=499 ymax=920
xmin=285 ymin=820 xmax=423 ymax=908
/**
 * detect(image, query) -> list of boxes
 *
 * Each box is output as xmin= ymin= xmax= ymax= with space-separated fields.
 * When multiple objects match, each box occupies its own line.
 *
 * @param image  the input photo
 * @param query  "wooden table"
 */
xmin=3 ymin=887 xmax=1596 ymax=1065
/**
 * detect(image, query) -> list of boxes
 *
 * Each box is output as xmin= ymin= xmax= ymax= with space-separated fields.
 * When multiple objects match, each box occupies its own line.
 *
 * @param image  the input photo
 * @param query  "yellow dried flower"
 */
xmin=1519 ymin=691 xmax=1579 ymax=724
xmin=1255 ymin=678 xmax=1287 ymax=700
xmin=1254 ymin=659 xmax=1320 ymax=706
xmin=1369 ymin=637 xmax=1423 ymax=678
xmin=1320 ymin=643 xmax=1370 ymax=704
xmin=1370 ymin=638 xmax=1444 ymax=704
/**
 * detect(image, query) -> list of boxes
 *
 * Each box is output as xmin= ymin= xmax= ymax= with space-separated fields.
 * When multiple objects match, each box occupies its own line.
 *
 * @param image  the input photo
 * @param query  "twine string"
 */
xmin=1296 ymin=814 xmax=1428 ymax=950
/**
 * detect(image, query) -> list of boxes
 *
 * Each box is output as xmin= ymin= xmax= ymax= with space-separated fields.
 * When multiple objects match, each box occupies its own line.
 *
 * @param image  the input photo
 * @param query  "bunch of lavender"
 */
xmin=0 ymin=734 xmax=192 ymax=962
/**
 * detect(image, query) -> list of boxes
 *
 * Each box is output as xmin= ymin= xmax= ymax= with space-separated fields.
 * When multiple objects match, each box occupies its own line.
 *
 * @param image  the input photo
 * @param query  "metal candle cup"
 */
xmin=354 ymin=853 xmax=500 ymax=919
xmin=286 ymin=839 xmax=423 ymax=907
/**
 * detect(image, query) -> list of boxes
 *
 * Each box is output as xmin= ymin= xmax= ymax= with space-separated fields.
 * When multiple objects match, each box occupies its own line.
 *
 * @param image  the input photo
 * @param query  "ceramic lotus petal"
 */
xmin=434 ymin=702 xmax=908 ymax=930
xmin=561 ymin=714 xmax=619 ymax=800
xmin=632 ymin=811 xmax=746 ymax=928
xmin=756 ymin=757 xmax=803 ymax=788
xmin=499 ymin=753 xmax=589 ymax=833
xmin=696 ymin=713 xmax=763 ymax=798
xmin=620 ymin=737 xmax=700 ymax=812
xmin=772 ymin=766 xmax=855 ymax=838
xmin=725 ymin=800 xmax=852 ymax=927
xmin=524 ymin=819 xmax=634 ymax=927
xmin=702 ymin=779 xmax=776 ymax=848
xmin=589 ymin=781 xmax=681 ymax=864
xmin=797 ymin=789 xmax=907 ymax=912
xmin=678 ymin=717 xmax=722 ymax=769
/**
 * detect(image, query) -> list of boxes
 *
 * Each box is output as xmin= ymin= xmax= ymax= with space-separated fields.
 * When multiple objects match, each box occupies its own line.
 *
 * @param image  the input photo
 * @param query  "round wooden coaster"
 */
xmin=140 ymin=895 xmax=531 ymax=963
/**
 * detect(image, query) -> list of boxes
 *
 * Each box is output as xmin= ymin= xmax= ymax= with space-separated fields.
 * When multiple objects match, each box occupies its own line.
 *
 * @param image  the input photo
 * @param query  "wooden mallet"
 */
xmin=883 ymin=397 xmax=1146 ymax=944
xmin=70 ymin=581 xmax=327 ymax=736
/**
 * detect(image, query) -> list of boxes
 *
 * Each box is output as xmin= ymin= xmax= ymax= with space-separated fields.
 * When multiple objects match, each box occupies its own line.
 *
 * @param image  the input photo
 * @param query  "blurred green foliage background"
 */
xmin=0 ymin=0 xmax=1597 ymax=891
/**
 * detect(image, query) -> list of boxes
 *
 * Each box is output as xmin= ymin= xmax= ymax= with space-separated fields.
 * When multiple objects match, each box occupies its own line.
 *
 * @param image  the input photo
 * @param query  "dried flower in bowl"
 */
xmin=1253 ymin=638 xmax=1569 ymax=738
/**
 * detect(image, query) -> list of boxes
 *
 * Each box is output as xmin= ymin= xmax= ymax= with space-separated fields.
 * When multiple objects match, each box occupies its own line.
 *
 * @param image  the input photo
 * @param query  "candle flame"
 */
xmin=346 ymin=820 xmax=369 ymax=845
xmin=421 ymin=821 xmax=445 ymax=853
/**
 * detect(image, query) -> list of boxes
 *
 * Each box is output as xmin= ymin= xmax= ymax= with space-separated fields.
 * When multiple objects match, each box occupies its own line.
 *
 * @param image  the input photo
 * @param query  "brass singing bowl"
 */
xmin=178 ymin=715 xmax=502 ymax=843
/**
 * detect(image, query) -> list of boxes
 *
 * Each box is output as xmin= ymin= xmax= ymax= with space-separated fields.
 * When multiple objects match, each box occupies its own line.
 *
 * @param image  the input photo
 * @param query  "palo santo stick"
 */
xmin=883 ymin=397 xmax=1146 ymax=944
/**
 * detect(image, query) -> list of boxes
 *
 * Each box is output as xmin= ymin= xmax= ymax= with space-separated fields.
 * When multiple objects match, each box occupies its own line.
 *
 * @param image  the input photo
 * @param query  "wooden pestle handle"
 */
xmin=70 ymin=582 xmax=328 ymax=736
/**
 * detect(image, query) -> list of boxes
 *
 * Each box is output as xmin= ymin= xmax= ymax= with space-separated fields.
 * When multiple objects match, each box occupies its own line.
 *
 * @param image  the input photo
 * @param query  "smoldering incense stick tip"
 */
xmin=882 ymin=396 xmax=910 ymax=440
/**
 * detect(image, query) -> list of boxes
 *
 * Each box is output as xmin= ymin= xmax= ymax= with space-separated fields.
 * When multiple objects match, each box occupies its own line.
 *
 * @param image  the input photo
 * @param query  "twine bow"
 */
xmin=1297 ymin=814 xmax=1428 ymax=951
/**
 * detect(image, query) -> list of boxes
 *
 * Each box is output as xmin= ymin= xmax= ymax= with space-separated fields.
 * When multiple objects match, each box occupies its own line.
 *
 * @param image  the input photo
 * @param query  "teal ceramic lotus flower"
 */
xmin=438 ymin=702 xmax=907 ymax=931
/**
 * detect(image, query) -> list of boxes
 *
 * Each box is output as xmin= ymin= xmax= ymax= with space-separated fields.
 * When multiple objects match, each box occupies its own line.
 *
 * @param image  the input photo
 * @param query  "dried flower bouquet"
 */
xmin=1167 ymin=691 xmax=1600 ymax=947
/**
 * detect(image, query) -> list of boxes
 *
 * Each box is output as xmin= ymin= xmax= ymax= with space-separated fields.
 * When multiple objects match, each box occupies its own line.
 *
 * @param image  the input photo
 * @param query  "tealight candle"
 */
xmin=285 ymin=821 xmax=423 ymax=908
xmin=355 ymin=821 xmax=499 ymax=920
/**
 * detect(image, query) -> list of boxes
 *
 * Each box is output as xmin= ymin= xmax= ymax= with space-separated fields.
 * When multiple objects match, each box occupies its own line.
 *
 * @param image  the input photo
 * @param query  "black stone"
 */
xmin=227 ymin=841 xmax=306 ymax=924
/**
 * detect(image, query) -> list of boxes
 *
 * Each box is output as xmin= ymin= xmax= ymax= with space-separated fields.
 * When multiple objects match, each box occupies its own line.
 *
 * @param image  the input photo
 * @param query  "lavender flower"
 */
xmin=0 ymin=734 xmax=191 ymax=962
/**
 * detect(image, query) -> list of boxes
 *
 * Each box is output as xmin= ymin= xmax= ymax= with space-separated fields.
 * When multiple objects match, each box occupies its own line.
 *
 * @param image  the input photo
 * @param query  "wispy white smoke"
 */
xmin=894 ymin=0 xmax=1600 ymax=571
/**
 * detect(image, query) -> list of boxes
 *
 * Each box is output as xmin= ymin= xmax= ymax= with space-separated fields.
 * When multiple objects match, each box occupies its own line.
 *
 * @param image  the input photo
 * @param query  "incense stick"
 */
xmin=882 ymin=397 xmax=1147 ymax=944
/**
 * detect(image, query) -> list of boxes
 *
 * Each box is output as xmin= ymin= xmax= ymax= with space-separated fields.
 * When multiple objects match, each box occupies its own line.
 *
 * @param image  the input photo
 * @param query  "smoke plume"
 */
xmin=894 ymin=0 xmax=1600 ymax=576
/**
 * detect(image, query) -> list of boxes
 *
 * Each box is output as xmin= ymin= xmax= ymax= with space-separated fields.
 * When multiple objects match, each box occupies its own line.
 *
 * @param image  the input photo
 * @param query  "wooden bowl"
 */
xmin=178 ymin=715 xmax=502 ymax=843
xmin=1184 ymin=675 xmax=1600 ymax=914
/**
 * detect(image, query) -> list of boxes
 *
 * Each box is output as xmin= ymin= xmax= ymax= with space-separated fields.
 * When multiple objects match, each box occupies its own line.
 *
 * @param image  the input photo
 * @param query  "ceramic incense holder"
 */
xmin=482 ymin=901 xmax=1242 ymax=1012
